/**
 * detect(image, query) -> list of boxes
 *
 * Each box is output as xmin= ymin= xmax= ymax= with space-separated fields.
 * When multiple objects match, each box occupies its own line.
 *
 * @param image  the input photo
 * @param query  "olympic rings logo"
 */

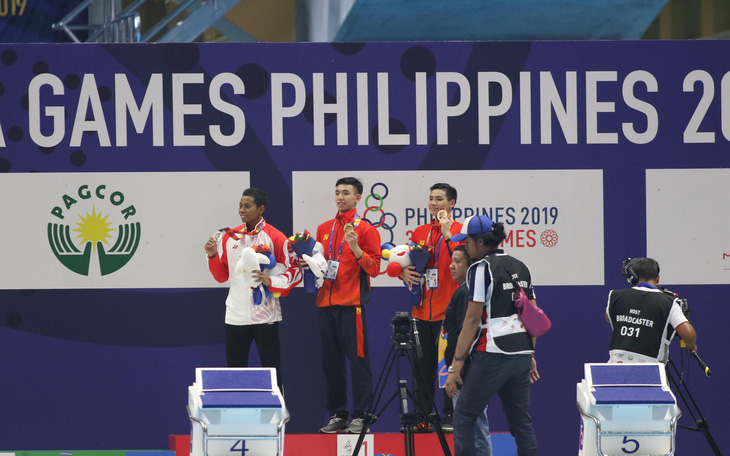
xmin=363 ymin=182 xmax=397 ymax=244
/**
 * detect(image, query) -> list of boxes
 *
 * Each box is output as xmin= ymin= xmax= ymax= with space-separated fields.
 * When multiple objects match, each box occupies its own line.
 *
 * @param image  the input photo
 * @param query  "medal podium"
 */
xmin=187 ymin=368 xmax=289 ymax=456
xmin=577 ymin=363 xmax=681 ymax=456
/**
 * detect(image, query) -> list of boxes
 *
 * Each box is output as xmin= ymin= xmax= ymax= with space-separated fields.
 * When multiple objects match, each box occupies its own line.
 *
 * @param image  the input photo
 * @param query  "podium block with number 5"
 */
xmin=577 ymin=363 xmax=680 ymax=456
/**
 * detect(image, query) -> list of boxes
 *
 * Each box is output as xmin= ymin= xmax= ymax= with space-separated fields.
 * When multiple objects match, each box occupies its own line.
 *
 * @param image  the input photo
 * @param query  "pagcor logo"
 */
xmin=363 ymin=182 xmax=397 ymax=244
xmin=47 ymin=184 xmax=141 ymax=276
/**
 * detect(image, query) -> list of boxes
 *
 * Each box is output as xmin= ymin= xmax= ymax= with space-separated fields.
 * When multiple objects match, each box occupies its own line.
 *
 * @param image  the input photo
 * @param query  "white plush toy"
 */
xmin=235 ymin=246 xmax=271 ymax=290
xmin=381 ymin=243 xmax=413 ymax=278
xmin=301 ymin=242 xmax=327 ymax=278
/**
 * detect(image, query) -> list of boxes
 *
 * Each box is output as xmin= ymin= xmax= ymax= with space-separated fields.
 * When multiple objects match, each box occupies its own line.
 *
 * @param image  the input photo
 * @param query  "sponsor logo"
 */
xmin=47 ymin=184 xmax=140 ymax=276
xmin=363 ymin=182 xmax=397 ymax=244
xmin=540 ymin=229 xmax=559 ymax=248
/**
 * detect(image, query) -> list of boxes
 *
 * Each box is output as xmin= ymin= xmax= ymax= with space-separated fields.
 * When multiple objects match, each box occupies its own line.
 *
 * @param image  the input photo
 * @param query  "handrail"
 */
xmin=52 ymin=0 xmax=232 ymax=43
xmin=139 ymin=0 xmax=201 ymax=42
xmin=53 ymin=0 xmax=101 ymax=43
xmin=54 ymin=0 xmax=142 ymax=43
xmin=116 ymin=0 xmax=148 ymax=19
xmin=53 ymin=0 xmax=97 ymax=30
xmin=87 ymin=12 xmax=140 ymax=42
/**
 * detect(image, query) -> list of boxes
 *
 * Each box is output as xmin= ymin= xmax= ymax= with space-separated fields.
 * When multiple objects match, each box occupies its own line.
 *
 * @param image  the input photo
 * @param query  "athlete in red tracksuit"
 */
xmin=311 ymin=177 xmax=381 ymax=435
xmin=401 ymin=183 xmax=463 ymax=431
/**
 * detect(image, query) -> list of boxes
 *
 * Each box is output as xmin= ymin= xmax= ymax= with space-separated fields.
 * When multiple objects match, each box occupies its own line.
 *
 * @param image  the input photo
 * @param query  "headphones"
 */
xmin=621 ymin=258 xmax=660 ymax=286
xmin=622 ymin=258 xmax=639 ymax=286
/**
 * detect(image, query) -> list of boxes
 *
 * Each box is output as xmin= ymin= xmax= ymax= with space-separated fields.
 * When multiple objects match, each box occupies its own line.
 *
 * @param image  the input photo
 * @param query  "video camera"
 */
xmin=658 ymin=286 xmax=691 ymax=322
xmin=391 ymin=312 xmax=413 ymax=343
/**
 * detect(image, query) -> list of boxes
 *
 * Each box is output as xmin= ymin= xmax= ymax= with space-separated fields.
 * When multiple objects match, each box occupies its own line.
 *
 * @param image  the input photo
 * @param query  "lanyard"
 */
xmin=329 ymin=213 xmax=360 ymax=259
xmin=223 ymin=218 xmax=265 ymax=240
xmin=426 ymin=224 xmax=443 ymax=267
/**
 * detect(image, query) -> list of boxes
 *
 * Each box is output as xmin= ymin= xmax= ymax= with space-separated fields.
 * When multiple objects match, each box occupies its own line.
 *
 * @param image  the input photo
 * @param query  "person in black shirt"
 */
xmin=606 ymin=258 xmax=697 ymax=364
xmin=443 ymin=245 xmax=493 ymax=455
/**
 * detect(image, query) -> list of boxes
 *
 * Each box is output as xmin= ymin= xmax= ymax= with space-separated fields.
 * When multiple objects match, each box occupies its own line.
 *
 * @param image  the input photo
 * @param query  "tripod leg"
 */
xmin=399 ymin=379 xmax=416 ymax=456
xmin=353 ymin=345 xmax=398 ymax=456
xmin=353 ymin=422 xmax=370 ymax=456
xmin=405 ymin=351 xmax=453 ymax=456
xmin=407 ymin=425 xmax=416 ymax=456
xmin=667 ymin=359 xmax=723 ymax=456
xmin=431 ymin=412 xmax=453 ymax=456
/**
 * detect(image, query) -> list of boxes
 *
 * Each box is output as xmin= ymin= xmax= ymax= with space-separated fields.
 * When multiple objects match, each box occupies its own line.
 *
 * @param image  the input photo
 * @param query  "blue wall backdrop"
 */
xmin=0 ymin=41 xmax=728 ymax=454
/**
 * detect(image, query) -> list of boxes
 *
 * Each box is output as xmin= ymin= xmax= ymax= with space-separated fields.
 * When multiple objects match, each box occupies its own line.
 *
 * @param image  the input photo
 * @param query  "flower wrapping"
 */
xmin=251 ymin=244 xmax=276 ymax=305
xmin=289 ymin=230 xmax=318 ymax=292
xmin=408 ymin=245 xmax=432 ymax=273
xmin=407 ymin=244 xmax=432 ymax=307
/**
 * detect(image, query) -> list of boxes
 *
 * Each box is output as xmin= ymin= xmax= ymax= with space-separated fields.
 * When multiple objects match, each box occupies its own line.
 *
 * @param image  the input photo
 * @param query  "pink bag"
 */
xmin=511 ymin=276 xmax=552 ymax=337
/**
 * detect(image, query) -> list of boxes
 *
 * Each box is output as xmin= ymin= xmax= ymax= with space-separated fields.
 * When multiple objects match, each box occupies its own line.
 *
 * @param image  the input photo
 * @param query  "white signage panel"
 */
xmin=0 ymin=172 xmax=249 ymax=289
xmin=647 ymin=168 xmax=730 ymax=284
xmin=293 ymin=170 xmax=604 ymax=286
xmin=337 ymin=434 xmax=374 ymax=456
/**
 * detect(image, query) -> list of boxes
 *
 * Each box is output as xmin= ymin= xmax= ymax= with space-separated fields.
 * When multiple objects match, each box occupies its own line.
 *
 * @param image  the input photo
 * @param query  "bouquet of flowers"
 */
xmin=289 ymin=230 xmax=325 ymax=293
xmin=253 ymin=244 xmax=276 ymax=269
xmin=406 ymin=244 xmax=432 ymax=307
xmin=408 ymin=244 xmax=431 ymax=274
xmin=255 ymin=244 xmax=280 ymax=304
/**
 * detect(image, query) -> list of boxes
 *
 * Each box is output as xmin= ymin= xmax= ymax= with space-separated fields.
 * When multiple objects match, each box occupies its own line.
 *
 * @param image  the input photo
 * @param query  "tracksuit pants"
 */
xmin=320 ymin=305 xmax=373 ymax=420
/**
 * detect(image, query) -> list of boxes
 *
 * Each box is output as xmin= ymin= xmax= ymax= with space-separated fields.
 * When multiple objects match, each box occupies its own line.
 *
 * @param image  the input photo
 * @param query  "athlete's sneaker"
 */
xmin=319 ymin=415 xmax=349 ymax=434
xmin=345 ymin=417 xmax=369 ymax=434
xmin=441 ymin=413 xmax=454 ymax=433
xmin=414 ymin=420 xmax=433 ymax=433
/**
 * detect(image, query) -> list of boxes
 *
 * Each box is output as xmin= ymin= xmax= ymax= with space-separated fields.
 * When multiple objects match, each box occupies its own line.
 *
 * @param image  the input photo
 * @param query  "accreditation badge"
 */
xmin=426 ymin=268 xmax=439 ymax=289
xmin=324 ymin=259 xmax=340 ymax=281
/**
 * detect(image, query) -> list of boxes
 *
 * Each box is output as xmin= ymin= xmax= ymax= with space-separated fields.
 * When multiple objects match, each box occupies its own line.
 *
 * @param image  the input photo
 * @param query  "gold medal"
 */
xmin=344 ymin=223 xmax=354 ymax=234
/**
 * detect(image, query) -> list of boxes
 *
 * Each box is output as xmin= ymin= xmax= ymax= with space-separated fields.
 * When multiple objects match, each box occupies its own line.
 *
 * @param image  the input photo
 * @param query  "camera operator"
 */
xmin=606 ymin=258 xmax=697 ymax=364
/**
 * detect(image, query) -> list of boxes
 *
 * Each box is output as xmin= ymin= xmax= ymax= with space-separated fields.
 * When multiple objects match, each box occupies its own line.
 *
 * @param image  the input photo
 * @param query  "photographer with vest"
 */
xmin=606 ymin=257 xmax=697 ymax=364
xmin=445 ymin=215 xmax=539 ymax=456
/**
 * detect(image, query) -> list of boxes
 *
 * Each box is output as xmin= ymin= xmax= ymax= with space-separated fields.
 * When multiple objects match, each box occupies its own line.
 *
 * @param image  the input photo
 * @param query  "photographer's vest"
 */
xmin=467 ymin=251 xmax=534 ymax=355
xmin=607 ymin=285 xmax=677 ymax=363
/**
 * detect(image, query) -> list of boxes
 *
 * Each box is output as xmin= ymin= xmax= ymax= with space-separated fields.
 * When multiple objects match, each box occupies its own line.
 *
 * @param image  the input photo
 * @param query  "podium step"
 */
xmin=288 ymin=433 xmax=452 ymax=456
xmin=171 ymin=433 xmax=517 ymax=456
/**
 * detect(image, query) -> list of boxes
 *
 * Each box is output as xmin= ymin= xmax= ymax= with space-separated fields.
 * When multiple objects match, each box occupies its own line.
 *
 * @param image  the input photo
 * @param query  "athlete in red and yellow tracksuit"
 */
xmin=410 ymin=219 xmax=464 ymax=322
xmin=409 ymin=218 xmax=463 ymax=425
xmin=315 ymin=207 xmax=381 ymax=422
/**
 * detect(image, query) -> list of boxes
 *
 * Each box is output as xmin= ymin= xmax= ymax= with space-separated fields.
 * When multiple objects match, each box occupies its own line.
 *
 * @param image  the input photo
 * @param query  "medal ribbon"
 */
xmin=222 ymin=219 xmax=266 ymax=240
xmin=329 ymin=213 xmax=361 ymax=259
xmin=426 ymin=220 xmax=445 ymax=268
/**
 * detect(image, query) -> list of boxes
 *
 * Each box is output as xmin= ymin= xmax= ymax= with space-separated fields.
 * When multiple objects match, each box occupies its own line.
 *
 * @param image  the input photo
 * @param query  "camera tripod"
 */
xmin=352 ymin=333 xmax=452 ymax=456
xmin=666 ymin=351 xmax=722 ymax=455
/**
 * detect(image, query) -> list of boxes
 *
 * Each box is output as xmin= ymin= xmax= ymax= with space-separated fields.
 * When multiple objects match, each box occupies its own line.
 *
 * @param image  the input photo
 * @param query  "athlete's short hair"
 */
xmin=430 ymin=183 xmax=457 ymax=203
xmin=336 ymin=177 xmax=364 ymax=195
xmin=453 ymin=244 xmax=471 ymax=262
xmin=242 ymin=187 xmax=266 ymax=207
